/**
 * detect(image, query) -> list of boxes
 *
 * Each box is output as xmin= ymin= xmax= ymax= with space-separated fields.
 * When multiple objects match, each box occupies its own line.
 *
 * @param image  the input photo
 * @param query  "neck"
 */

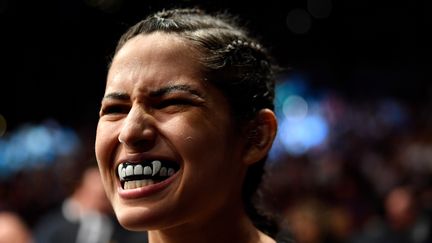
xmin=148 ymin=203 xmax=273 ymax=243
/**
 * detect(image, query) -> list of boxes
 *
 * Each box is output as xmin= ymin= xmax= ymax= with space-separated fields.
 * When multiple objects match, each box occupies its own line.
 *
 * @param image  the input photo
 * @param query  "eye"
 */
xmin=100 ymin=104 xmax=130 ymax=116
xmin=154 ymin=98 xmax=195 ymax=109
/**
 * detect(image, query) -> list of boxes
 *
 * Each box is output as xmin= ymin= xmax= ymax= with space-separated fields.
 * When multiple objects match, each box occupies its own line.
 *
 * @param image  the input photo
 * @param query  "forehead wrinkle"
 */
xmin=108 ymin=56 xmax=145 ymax=87
xmin=107 ymin=33 xmax=206 ymax=101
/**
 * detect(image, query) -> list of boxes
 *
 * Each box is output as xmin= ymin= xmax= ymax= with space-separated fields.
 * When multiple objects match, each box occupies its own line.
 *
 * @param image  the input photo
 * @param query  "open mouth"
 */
xmin=117 ymin=160 xmax=180 ymax=190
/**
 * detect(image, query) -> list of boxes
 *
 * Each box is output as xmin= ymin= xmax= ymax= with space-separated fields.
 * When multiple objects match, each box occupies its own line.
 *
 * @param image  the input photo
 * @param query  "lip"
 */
xmin=117 ymin=171 xmax=179 ymax=199
xmin=117 ymin=153 xmax=179 ymax=165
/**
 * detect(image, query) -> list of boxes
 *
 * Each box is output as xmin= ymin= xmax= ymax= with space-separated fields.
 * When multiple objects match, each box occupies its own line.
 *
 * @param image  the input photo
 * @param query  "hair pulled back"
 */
xmin=114 ymin=7 xmax=278 ymax=236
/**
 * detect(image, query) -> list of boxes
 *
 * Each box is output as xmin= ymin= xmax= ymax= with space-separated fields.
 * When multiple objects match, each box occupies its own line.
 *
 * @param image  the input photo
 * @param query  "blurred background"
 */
xmin=0 ymin=0 xmax=430 ymax=242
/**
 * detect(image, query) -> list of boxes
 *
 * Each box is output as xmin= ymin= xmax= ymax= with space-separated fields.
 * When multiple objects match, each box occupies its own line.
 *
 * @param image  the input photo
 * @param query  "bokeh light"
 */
xmin=283 ymin=95 xmax=308 ymax=121
xmin=0 ymin=120 xmax=81 ymax=180
xmin=278 ymin=112 xmax=329 ymax=156
xmin=272 ymin=76 xmax=329 ymax=156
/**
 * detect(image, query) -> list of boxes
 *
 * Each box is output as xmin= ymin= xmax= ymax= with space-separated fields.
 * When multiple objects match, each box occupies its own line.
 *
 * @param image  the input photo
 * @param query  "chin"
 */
xmin=114 ymin=205 xmax=147 ymax=230
xmin=114 ymin=203 xmax=171 ymax=231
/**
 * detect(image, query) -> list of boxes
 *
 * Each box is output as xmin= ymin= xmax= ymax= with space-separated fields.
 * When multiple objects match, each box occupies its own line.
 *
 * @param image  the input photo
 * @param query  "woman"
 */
xmin=95 ymin=8 xmax=279 ymax=243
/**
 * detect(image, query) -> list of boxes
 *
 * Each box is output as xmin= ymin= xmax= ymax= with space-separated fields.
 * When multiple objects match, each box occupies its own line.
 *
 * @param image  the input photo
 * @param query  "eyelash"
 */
xmin=154 ymin=98 xmax=195 ymax=109
xmin=101 ymin=105 xmax=130 ymax=115
xmin=100 ymin=98 xmax=197 ymax=116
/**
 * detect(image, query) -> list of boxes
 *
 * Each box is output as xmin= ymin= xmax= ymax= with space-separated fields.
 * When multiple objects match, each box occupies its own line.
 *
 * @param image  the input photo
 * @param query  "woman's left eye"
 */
xmin=154 ymin=99 xmax=194 ymax=109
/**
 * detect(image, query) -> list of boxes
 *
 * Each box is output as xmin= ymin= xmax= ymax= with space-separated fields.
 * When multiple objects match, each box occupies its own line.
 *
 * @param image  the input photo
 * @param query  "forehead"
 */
xmin=107 ymin=32 xmax=204 ymax=93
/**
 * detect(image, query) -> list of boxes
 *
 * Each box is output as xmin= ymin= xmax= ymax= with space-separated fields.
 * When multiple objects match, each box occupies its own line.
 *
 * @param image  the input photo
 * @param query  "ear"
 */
xmin=242 ymin=109 xmax=277 ymax=165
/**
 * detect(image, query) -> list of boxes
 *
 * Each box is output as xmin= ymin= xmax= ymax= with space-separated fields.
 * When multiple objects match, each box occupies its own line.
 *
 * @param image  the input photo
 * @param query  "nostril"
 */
xmin=119 ymin=127 xmax=157 ymax=150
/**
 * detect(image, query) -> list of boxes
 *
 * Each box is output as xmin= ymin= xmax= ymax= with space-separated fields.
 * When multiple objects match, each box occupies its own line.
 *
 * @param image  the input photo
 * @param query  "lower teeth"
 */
xmin=123 ymin=179 xmax=156 ymax=189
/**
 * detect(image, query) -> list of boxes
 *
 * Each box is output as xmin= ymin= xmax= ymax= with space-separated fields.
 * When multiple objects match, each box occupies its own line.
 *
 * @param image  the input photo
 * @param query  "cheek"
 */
xmin=95 ymin=121 xmax=119 ymax=169
xmin=163 ymin=114 xmax=239 ymax=171
xmin=162 ymin=115 xmax=224 ymax=153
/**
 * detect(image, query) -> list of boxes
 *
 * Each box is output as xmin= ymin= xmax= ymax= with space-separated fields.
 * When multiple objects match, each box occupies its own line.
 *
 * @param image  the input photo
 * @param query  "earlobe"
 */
xmin=242 ymin=109 xmax=277 ymax=165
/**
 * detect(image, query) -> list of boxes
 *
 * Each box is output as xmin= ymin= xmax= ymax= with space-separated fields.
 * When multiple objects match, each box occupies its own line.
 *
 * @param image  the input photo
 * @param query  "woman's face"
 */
xmin=95 ymin=33 xmax=249 ymax=230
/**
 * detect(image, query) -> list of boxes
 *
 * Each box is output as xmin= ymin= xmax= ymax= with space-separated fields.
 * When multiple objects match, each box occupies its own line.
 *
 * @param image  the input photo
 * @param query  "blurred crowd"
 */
xmin=1 ymin=88 xmax=432 ymax=243
xmin=263 ymin=92 xmax=432 ymax=243
xmin=0 ymin=126 xmax=148 ymax=243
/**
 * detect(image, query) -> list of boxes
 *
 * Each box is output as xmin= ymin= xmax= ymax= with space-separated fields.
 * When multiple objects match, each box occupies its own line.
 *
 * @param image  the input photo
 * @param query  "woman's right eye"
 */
xmin=100 ymin=105 xmax=130 ymax=116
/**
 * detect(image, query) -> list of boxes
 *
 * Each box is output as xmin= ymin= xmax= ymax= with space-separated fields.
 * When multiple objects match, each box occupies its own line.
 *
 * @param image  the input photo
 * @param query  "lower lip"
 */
xmin=117 ymin=173 xmax=178 ymax=199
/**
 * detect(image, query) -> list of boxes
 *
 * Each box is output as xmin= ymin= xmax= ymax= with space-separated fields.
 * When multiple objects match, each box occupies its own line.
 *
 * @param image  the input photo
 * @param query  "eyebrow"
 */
xmin=149 ymin=85 xmax=204 ymax=99
xmin=103 ymin=92 xmax=130 ymax=101
xmin=102 ymin=85 xmax=204 ymax=101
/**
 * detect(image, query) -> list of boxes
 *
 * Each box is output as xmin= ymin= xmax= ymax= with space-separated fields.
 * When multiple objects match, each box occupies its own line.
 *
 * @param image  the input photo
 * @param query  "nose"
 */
xmin=118 ymin=105 xmax=157 ymax=151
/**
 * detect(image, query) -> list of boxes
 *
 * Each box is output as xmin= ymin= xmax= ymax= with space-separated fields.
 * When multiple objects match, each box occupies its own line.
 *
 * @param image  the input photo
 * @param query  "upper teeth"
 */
xmin=152 ymin=160 xmax=161 ymax=176
xmin=117 ymin=160 xmax=176 ymax=181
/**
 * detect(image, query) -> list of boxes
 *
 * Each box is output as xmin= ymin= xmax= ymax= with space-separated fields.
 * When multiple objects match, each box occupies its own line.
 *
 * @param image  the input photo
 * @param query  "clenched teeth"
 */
xmin=152 ymin=160 xmax=161 ymax=176
xmin=117 ymin=160 xmax=179 ymax=189
xmin=124 ymin=179 xmax=155 ymax=189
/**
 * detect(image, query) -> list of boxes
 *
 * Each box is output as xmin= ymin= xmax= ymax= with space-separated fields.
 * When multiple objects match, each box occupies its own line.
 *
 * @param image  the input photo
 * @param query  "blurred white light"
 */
xmin=283 ymin=95 xmax=308 ymax=121
xmin=2 ymin=136 xmax=29 ymax=170
xmin=275 ymin=78 xmax=309 ymax=118
xmin=52 ymin=127 xmax=80 ymax=156
xmin=0 ymin=121 xmax=81 ymax=180
xmin=286 ymin=8 xmax=312 ymax=34
xmin=24 ymin=126 xmax=53 ymax=158
xmin=278 ymin=114 xmax=329 ymax=155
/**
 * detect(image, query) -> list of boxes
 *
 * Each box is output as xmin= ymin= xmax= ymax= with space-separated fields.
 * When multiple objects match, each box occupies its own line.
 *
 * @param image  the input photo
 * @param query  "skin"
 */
xmin=0 ymin=212 xmax=32 ymax=243
xmin=95 ymin=32 xmax=276 ymax=243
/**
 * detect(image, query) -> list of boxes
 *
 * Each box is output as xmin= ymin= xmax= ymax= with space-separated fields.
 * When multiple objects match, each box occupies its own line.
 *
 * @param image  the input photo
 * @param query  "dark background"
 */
xmin=0 ymin=0 xmax=429 ymax=132
xmin=1 ymin=1 xmax=432 ymax=241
